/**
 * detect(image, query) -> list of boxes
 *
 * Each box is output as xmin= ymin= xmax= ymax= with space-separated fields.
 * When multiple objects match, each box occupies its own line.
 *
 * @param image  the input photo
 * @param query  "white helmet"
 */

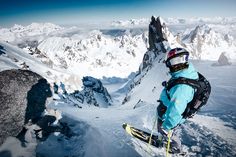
xmin=165 ymin=48 xmax=189 ymax=72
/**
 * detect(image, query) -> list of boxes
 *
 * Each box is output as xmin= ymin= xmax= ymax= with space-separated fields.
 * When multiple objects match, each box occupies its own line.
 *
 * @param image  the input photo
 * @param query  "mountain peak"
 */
xmin=182 ymin=24 xmax=236 ymax=60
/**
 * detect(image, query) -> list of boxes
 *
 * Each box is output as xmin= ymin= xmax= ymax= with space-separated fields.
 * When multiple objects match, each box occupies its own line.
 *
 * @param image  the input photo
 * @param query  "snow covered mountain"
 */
xmin=1 ymin=19 xmax=236 ymax=79
xmin=0 ymin=41 xmax=82 ymax=91
xmin=111 ymin=17 xmax=236 ymax=28
xmin=1 ymin=18 xmax=235 ymax=91
xmin=111 ymin=18 xmax=149 ymax=28
xmin=0 ymin=17 xmax=236 ymax=157
xmin=0 ymin=23 xmax=148 ymax=78
xmin=182 ymin=24 xmax=236 ymax=60
xmin=0 ymin=23 xmax=63 ymax=43
xmin=36 ymin=29 xmax=148 ymax=78
xmin=165 ymin=17 xmax=236 ymax=25
xmin=115 ymin=19 xmax=236 ymax=156
xmin=110 ymin=17 xmax=236 ymax=62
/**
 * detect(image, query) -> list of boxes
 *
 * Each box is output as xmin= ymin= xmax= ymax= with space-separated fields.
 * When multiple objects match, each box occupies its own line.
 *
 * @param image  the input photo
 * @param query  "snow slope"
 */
xmin=1 ymin=18 xmax=236 ymax=157
xmin=5 ymin=57 xmax=230 ymax=157
xmin=2 ymin=40 xmax=235 ymax=156
xmin=41 ymin=60 xmax=236 ymax=157
xmin=0 ymin=41 xmax=82 ymax=91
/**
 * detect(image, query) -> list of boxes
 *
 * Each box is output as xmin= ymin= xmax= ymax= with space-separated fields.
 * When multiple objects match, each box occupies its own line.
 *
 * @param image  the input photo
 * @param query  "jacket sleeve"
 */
xmin=162 ymin=84 xmax=195 ymax=130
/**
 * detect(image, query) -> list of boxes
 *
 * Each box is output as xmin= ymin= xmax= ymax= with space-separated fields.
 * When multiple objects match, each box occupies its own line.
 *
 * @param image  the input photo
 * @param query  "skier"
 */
xmin=123 ymin=48 xmax=210 ymax=153
xmin=157 ymin=47 xmax=203 ymax=153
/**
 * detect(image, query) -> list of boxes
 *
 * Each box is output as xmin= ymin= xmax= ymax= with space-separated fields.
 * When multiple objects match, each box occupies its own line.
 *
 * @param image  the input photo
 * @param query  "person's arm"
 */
xmin=162 ymin=84 xmax=194 ymax=131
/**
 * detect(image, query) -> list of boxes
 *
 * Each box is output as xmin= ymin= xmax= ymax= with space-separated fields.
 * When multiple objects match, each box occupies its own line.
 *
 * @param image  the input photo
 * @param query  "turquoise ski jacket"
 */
xmin=159 ymin=63 xmax=199 ymax=131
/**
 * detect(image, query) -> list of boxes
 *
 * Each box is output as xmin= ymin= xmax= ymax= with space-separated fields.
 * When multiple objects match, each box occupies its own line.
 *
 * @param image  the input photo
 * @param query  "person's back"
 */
xmin=157 ymin=48 xmax=198 ymax=153
xmin=160 ymin=62 xmax=198 ymax=130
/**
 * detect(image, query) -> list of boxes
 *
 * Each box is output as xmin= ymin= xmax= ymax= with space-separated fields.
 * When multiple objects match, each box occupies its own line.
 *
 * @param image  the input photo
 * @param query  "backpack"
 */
xmin=165 ymin=72 xmax=211 ymax=119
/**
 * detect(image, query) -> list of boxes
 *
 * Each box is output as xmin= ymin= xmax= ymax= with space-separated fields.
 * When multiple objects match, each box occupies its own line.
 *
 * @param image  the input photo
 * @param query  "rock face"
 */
xmin=148 ymin=16 xmax=166 ymax=52
xmin=122 ymin=16 xmax=170 ymax=105
xmin=217 ymin=52 xmax=231 ymax=66
xmin=81 ymin=76 xmax=112 ymax=107
xmin=56 ymin=76 xmax=112 ymax=108
xmin=0 ymin=45 xmax=6 ymax=55
xmin=139 ymin=16 xmax=169 ymax=72
xmin=0 ymin=69 xmax=52 ymax=145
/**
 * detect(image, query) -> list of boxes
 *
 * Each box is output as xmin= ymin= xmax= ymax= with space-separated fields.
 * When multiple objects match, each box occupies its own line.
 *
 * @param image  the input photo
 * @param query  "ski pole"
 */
xmin=166 ymin=131 xmax=171 ymax=157
xmin=147 ymin=114 xmax=157 ymax=155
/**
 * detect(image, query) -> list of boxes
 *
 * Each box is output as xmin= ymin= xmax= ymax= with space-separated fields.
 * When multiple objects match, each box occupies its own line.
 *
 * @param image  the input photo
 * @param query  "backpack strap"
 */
xmin=166 ymin=77 xmax=199 ymax=99
xmin=165 ymin=75 xmax=200 ymax=117
xmin=166 ymin=77 xmax=200 ymax=92
xmin=164 ymin=72 xmax=211 ymax=119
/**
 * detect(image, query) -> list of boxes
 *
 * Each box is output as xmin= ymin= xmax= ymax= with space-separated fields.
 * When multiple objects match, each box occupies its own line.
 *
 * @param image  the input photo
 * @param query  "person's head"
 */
xmin=165 ymin=48 xmax=189 ymax=73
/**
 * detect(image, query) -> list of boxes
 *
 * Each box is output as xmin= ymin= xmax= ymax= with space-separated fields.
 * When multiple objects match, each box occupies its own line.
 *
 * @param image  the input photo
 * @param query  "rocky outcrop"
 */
xmin=148 ymin=16 xmax=166 ymax=52
xmin=0 ymin=69 xmax=52 ymax=145
xmin=212 ymin=52 xmax=232 ymax=66
xmin=140 ymin=16 xmax=169 ymax=72
xmin=122 ymin=16 xmax=169 ymax=105
xmin=0 ymin=45 xmax=6 ymax=55
xmin=55 ymin=76 xmax=112 ymax=108
xmin=81 ymin=76 xmax=112 ymax=107
xmin=217 ymin=52 xmax=231 ymax=66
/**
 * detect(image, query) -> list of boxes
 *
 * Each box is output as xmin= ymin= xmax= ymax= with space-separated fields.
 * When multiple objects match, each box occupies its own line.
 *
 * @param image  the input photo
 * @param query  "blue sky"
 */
xmin=0 ymin=0 xmax=236 ymax=27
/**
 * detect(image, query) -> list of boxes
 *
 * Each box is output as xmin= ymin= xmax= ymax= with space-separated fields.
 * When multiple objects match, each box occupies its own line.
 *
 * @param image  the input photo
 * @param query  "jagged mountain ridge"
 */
xmin=119 ymin=16 xmax=236 ymax=106
xmin=36 ymin=29 xmax=148 ymax=78
xmin=0 ymin=24 xmax=149 ymax=78
xmin=0 ymin=18 xmax=235 ymax=80
xmin=71 ymin=76 xmax=112 ymax=107
xmin=182 ymin=24 xmax=236 ymax=60
xmin=111 ymin=17 xmax=236 ymax=27
xmin=0 ymin=23 xmax=63 ymax=42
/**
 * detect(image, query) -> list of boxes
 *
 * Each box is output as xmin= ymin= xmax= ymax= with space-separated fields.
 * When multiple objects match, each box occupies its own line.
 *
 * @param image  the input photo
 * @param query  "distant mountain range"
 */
xmin=0 ymin=17 xmax=235 ymax=82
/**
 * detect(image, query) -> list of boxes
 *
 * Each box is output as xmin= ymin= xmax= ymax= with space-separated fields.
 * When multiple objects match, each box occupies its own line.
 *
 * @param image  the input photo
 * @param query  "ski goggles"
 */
xmin=165 ymin=54 xmax=189 ymax=67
